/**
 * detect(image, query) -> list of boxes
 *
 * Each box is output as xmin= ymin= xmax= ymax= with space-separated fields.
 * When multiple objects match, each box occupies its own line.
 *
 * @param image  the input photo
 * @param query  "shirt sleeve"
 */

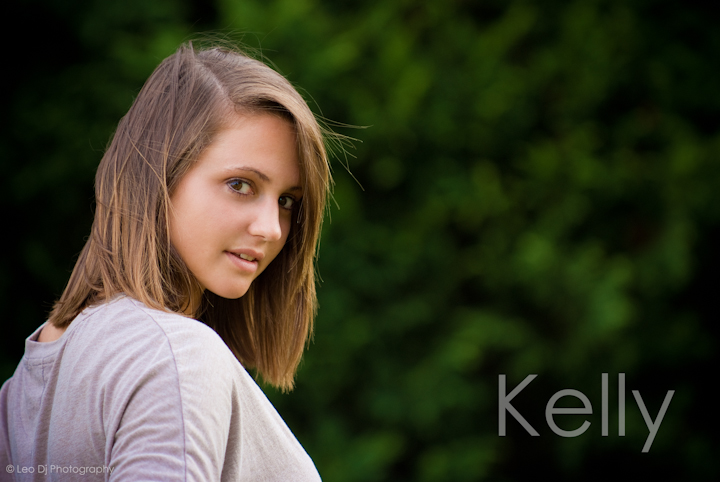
xmin=82 ymin=303 xmax=236 ymax=481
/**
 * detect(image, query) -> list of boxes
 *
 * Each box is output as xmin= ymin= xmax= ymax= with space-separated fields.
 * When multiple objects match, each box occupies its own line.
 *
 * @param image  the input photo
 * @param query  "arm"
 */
xmin=105 ymin=312 xmax=234 ymax=481
xmin=47 ymin=299 xmax=237 ymax=481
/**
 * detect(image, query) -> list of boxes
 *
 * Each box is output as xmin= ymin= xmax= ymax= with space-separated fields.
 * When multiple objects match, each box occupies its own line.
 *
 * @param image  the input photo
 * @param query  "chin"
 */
xmin=207 ymin=283 xmax=252 ymax=300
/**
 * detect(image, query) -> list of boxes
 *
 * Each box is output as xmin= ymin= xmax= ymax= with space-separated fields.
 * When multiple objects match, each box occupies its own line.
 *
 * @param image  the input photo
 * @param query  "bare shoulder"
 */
xmin=37 ymin=323 xmax=66 ymax=343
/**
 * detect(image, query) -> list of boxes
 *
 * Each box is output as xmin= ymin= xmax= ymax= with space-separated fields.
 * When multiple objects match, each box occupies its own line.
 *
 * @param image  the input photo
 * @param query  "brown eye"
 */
xmin=228 ymin=180 xmax=252 ymax=194
xmin=279 ymin=196 xmax=295 ymax=210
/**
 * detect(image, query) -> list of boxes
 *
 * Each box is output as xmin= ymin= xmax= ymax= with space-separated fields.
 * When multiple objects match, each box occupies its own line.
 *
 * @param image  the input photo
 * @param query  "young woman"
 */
xmin=0 ymin=43 xmax=330 ymax=480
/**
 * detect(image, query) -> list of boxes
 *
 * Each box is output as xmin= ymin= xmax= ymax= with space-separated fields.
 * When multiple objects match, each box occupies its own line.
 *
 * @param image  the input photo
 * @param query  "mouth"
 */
xmin=226 ymin=249 xmax=263 ymax=271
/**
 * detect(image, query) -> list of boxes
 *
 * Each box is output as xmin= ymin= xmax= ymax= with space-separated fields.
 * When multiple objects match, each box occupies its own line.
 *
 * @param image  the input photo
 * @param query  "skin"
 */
xmin=38 ymin=112 xmax=301 ymax=341
xmin=168 ymin=112 xmax=302 ymax=313
xmin=38 ymin=323 xmax=65 ymax=342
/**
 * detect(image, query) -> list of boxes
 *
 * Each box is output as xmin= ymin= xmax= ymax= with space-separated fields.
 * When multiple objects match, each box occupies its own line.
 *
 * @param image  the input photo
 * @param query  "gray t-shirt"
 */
xmin=0 ymin=296 xmax=321 ymax=481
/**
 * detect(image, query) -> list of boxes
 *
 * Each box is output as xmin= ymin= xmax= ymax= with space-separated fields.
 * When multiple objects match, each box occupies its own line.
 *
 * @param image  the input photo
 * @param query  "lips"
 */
xmin=227 ymin=249 xmax=264 ymax=262
xmin=225 ymin=249 xmax=263 ymax=273
xmin=229 ymin=252 xmax=256 ymax=263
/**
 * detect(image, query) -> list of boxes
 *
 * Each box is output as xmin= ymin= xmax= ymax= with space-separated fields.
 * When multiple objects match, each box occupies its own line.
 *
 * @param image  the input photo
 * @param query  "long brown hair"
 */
xmin=48 ymin=43 xmax=332 ymax=390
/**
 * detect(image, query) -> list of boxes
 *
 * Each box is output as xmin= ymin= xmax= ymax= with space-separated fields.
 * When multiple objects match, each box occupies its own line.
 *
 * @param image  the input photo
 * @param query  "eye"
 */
xmin=279 ymin=195 xmax=295 ymax=210
xmin=228 ymin=179 xmax=252 ymax=195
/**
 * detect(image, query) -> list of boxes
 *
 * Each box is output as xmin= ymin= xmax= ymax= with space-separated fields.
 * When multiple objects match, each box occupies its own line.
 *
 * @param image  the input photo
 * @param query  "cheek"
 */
xmin=169 ymin=189 xmax=216 ymax=258
xmin=171 ymin=204 xmax=199 ymax=248
xmin=267 ymin=219 xmax=294 ymax=263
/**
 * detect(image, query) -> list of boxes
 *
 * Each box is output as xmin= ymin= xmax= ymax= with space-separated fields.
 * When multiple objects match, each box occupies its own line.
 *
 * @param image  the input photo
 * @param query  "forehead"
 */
xmin=198 ymin=112 xmax=301 ymax=183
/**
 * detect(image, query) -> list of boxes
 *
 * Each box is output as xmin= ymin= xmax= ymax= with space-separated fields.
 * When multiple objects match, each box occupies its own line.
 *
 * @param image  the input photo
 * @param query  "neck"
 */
xmin=181 ymin=288 xmax=203 ymax=317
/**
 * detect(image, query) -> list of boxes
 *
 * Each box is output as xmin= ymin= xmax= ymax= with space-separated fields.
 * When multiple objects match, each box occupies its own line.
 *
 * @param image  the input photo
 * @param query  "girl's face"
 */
xmin=169 ymin=113 xmax=302 ymax=302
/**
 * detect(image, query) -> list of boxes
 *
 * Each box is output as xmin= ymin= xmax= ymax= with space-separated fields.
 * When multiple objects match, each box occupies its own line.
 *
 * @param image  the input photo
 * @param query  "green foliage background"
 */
xmin=2 ymin=0 xmax=718 ymax=480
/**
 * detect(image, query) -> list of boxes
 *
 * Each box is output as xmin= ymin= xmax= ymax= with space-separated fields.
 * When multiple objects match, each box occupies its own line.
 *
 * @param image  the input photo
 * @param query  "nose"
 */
xmin=247 ymin=197 xmax=283 ymax=242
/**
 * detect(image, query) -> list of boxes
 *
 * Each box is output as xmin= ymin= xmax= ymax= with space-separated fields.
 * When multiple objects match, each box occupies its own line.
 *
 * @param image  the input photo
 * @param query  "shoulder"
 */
xmin=59 ymin=297 xmax=242 ymax=480
xmin=75 ymin=295 xmax=221 ymax=343
xmin=69 ymin=295 xmax=233 ymax=365
xmin=60 ymin=296 xmax=245 ymax=406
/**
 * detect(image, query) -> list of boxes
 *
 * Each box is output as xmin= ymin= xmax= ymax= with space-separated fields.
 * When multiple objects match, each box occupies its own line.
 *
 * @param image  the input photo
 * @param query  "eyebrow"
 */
xmin=224 ymin=166 xmax=303 ymax=193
